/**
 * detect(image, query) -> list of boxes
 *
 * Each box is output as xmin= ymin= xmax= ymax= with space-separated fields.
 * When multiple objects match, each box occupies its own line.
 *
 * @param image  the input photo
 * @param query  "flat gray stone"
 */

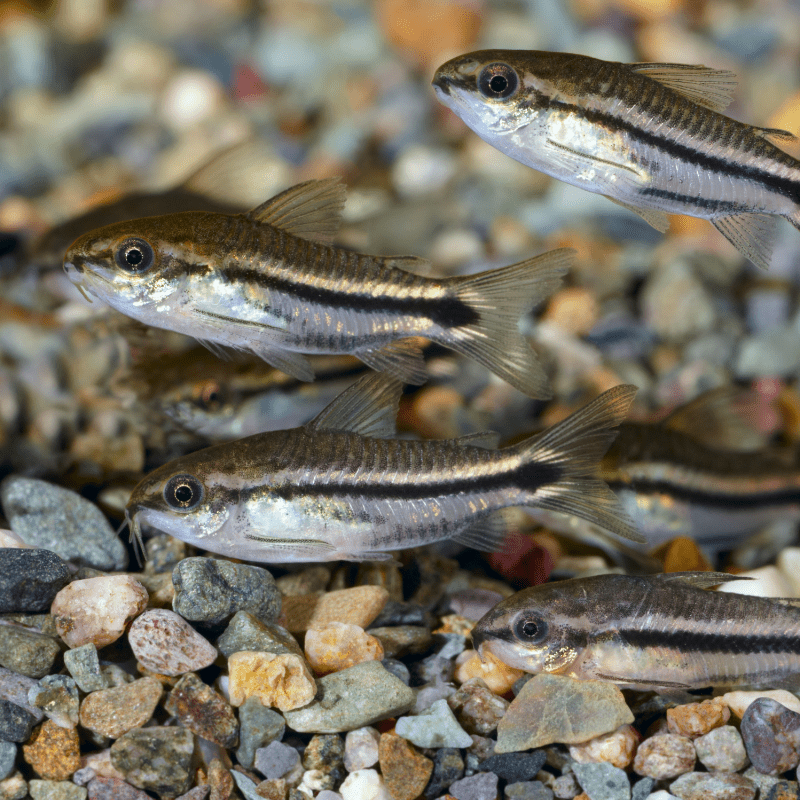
xmin=216 ymin=611 xmax=302 ymax=659
xmin=110 ymin=727 xmax=194 ymax=797
xmin=236 ymin=697 xmax=285 ymax=769
xmin=63 ymin=645 xmax=106 ymax=693
xmin=283 ymin=661 xmax=414 ymax=734
xmin=573 ymin=762 xmax=631 ymax=800
xmin=0 ymin=698 xmax=37 ymax=741
xmin=0 ymin=549 xmax=69 ymax=613
xmin=395 ymin=699 xmax=472 ymax=748
xmin=0 ymin=626 xmax=60 ymax=679
xmin=254 ymin=740 xmax=300 ymax=779
xmin=0 ymin=741 xmax=16 ymax=780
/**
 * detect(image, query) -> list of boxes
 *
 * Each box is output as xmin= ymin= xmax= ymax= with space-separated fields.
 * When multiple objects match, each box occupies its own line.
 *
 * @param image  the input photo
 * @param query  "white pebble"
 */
xmin=161 ymin=70 xmax=226 ymax=130
xmin=722 ymin=689 xmax=800 ymax=718
xmin=776 ymin=547 xmax=800 ymax=596
xmin=340 ymin=769 xmax=391 ymax=800
xmin=344 ymin=727 xmax=380 ymax=772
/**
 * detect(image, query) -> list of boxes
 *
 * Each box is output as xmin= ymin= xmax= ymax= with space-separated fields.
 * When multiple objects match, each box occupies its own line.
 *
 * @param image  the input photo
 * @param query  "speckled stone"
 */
xmin=304 ymin=733 xmax=345 ymax=786
xmin=496 ymin=675 xmax=634 ymax=754
xmin=110 ymin=727 xmax=194 ymax=797
xmin=694 ymin=726 xmax=748 ymax=773
xmin=379 ymin=732 xmax=433 ymax=800
xmin=29 ymin=676 xmax=79 ymax=729
xmin=0 ymin=549 xmax=69 ymax=613
xmin=741 ymin=698 xmax=800 ymax=775
xmin=669 ymin=772 xmax=755 ymax=800
xmin=449 ymin=771 xmax=499 ymax=800
xmin=447 ymin=678 xmax=508 ymax=736
xmin=479 ymin=751 xmax=546 ymax=783
xmin=86 ymin=776 xmax=151 ymax=800
xmin=1 ymin=477 xmax=127 ymax=571
xmin=235 ymin=697 xmax=285 ymax=769
xmin=164 ymin=672 xmax=238 ymax=748
xmin=633 ymin=734 xmax=696 ymax=781
xmin=667 ymin=699 xmax=730 ymax=738
xmin=216 ymin=612 xmax=303 ymax=659
xmin=424 ymin=748 xmax=464 ymax=799
xmin=0 ymin=772 xmax=27 ymax=800
xmin=630 ymin=778 xmax=654 ymax=800
xmin=255 ymin=741 xmax=301 ymax=780
xmin=79 ymin=678 xmax=163 ymax=739
xmin=395 ymin=698 xmax=472 ymax=749
xmin=553 ymin=773 xmax=581 ymax=799
xmin=0 ymin=742 xmax=15 ymax=781
xmin=0 ymin=699 xmax=36 ymax=742
xmin=280 ymin=587 xmax=389 ymax=634
xmin=62 ymin=645 xmax=105 ymax=693
xmin=572 ymin=762 xmax=630 ymax=800
xmin=283 ymin=661 xmax=414 ymax=734
xmin=172 ymin=557 xmax=281 ymax=626
xmin=505 ymin=780 xmax=554 ymax=800
xmin=0 ymin=626 xmax=60 ymax=678
xmin=228 ymin=651 xmax=316 ymax=712
xmin=764 ymin=781 xmax=799 ymax=800
xmin=22 ymin=720 xmax=81 ymax=780
xmin=28 ymin=780 xmax=87 ymax=800
xmin=128 ymin=609 xmax=217 ymax=676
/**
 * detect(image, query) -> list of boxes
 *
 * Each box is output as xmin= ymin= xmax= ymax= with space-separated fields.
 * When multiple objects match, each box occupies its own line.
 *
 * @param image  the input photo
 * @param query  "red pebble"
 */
xmin=486 ymin=532 xmax=554 ymax=588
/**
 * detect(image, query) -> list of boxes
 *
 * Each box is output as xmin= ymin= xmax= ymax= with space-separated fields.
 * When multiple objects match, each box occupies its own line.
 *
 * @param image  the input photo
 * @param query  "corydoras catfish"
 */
xmin=125 ymin=374 xmax=642 ymax=563
xmin=473 ymin=572 xmax=800 ymax=690
xmin=433 ymin=49 xmax=800 ymax=269
xmin=63 ymin=177 xmax=571 ymax=398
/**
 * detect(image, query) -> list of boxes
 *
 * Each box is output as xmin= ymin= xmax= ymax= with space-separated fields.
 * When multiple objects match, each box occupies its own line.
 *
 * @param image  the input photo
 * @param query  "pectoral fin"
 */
xmin=603 ymin=196 xmax=670 ymax=233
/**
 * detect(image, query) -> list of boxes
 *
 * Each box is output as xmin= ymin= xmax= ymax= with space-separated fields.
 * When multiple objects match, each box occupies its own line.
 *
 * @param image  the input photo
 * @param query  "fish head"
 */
xmin=160 ymin=378 xmax=239 ymax=439
xmin=471 ymin=579 xmax=592 ymax=674
xmin=432 ymin=50 xmax=552 ymax=137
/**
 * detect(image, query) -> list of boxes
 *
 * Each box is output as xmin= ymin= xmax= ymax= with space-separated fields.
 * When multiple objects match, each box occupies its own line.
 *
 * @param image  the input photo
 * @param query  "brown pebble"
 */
xmin=79 ymin=678 xmax=163 ymax=739
xmin=87 ymin=776 xmax=152 ymax=800
xmin=164 ymin=673 xmax=238 ymax=748
xmin=208 ymin=759 xmax=234 ymax=800
xmin=22 ymin=719 xmax=81 ymax=780
xmin=256 ymin=778 xmax=287 ymax=799
xmin=633 ymin=733 xmax=696 ymax=780
xmin=378 ymin=732 xmax=434 ymax=800
xmin=654 ymin=537 xmax=714 ymax=574
xmin=280 ymin=587 xmax=389 ymax=633
xmin=667 ymin=699 xmax=730 ymax=738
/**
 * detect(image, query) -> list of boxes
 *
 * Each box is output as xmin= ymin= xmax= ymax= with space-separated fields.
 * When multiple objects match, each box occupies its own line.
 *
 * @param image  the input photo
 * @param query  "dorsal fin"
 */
xmin=247 ymin=178 xmax=347 ymax=243
xmin=629 ymin=63 xmax=737 ymax=112
xmin=307 ymin=373 xmax=402 ymax=438
xmin=754 ymin=126 xmax=799 ymax=145
xmin=655 ymin=571 xmax=751 ymax=589
xmin=456 ymin=431 xmax=501 ymax=449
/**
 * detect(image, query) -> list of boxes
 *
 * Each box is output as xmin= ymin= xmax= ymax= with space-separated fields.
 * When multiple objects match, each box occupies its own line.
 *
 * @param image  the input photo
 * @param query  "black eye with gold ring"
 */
xmin=164 ymin=474 xmax=204 ymax=510
xmin=514 ymin=614 xmax=548 ymax=643
xmin=478 ymin=63 xmax=520 ymax=100
xmin=115 ymin=238 xmax=154 ymax=273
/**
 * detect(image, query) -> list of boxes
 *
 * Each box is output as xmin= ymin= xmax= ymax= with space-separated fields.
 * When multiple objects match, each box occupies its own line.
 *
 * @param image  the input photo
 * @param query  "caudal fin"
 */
xmin=515 ymin=384 xmax=645 ymax=543
xmin=443 ymin=248 xmax=573 ymax=398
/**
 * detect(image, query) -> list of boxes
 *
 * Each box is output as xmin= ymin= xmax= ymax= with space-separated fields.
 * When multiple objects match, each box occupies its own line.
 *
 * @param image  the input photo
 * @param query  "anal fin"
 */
xmin=452 ymin=510 xmax=512 ymax=552
xmin=604 ymin=196 xmax=670 ymax=233
xmin=712 ymin=212 xmax=776 ymax=270
xmin=250 ymin=347 xmax=315 ymax=382
xmin=357 ymin=339 xmax=428 ymax=386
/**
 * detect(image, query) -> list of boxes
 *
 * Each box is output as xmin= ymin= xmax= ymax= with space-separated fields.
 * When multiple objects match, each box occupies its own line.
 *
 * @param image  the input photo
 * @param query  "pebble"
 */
xmin=0 ymin=549 xmax=69 ymax=613
xmin=0 ymin=668 xmax=42 ymax=723
xmin=479 ymin=752 xmax=546 ymax=783
xmin=216 ymin=612 xmax=303 ymax=659
xmin=339 ymin=769 xmax=391 ymax=800
xmin=553 ymin=773 xmax=581 ymax=799
xmin=453 ymin=649 xmax=524 ymax=695
xmin=280 ymin=587 xmax=389 ymax=633
xmin=0 ymin=699 xmax=36 ymax=742
xmin=378 ymin=733 xmax=433 ymax=800
xmin=449 ymin=771 xmax=499 ymax=800
xmin=172 ymin=558 xmax=281 ymax=626
xmin=62 ymin=646 xmax=105 ymax=693
xmin=85 ymin=776 xmax=151 ymax=800
xmin=669 ymin=772 xmax=755 ymax=800
xmin=505 ymin=781 xmax=555 ymax=800
xmin=367 ymin=626 xmax=433 ymax=659
xmin=128 ymin=609 xmax=217 ymax=676
xmin=51 ymin=576 xmax=148 ymax=649
xmin=303 ymin=733 xmax=345 ymax=785
xmin=425 ymin=748 xmax=465 ymax=798
xmin=255 ymin=741 xmax=301 ymax=780
xmin=572 ymin=762 xmax=631 ymax=800
xmin=305 ymin=623 xmax=385 ymax=675
xmin=447 ymin=678 xmax=509 ymax=736
xmin=344 ymin=727 xmax=380 ymax=772
xmin=633 ymin=734 xmax=696 ymax=781
xmin=667 ymin=699 xmax=731 ymax=738
xmin=380 ymin=658 xmax=410 ymax=685
xmin=0 ymin=477 xmax=127 ymax=571
xmin=0 ymin=772 xmax=28 ymax=800
xmin=568 ymin=725 xmax=639 ymax=769
xmin=765 ymin=781 xmax=800 ymax=800
xmin=723 ymin=690 xmax=800 ymax=718
xmin=495 ymin=675 xmax=634 ymax=754
xmin=283 ymin=661 xmax=414 ymax=734
xmin=395 ymin=698 xmax=473 ymax=749
xmin=0 ymin=743 xmax=15 ymax=781
xmin=275 ymin=566 xmax=331 ymax=596
xmin=28 ymin=781 xmax=87 ymax=800
xmin=0 ymin=626 xmax=60 ymax=678
xmin=740 ymin=697 xmax=800 ymax=774
xmin=22 ymin=720 xmax=80 ymax=780
xmin=694 ymin=726 xmax=748 ymax=773
xmin=631 ymin=778 xmax=654 ymax=800
xmin=235 ymin=697 xmax=285 ymax=769
xmin=29 ymin=675 xmax=79 ymax=728
xmin=81 ymin=678 xmax=163 ymax=739
xmin=109 ymin=727 xmax=194 ymax=797
xmin=227 ymin=652 xmax=316 ymax=712
xmin=164 ymin=672 xmax=238 ymax=748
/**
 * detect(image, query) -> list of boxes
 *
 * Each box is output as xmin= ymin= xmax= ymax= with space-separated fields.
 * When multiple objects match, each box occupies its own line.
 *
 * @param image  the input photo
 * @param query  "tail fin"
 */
xmin=516 ymin=384 xmax=645 ymax=543
xmin=444 ymin=248 xmax=573 ymax=398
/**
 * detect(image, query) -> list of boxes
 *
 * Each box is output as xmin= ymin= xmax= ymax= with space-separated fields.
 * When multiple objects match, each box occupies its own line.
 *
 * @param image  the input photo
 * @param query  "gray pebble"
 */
xmin=424 ymin=747 xmax=464 ymax=799
xmin=0 ymin=667 xmax=43 ymax=721
xmin=0 ymin=549 xmax=69 ymax=613
xmin=449 ymin=771 xmax=499 ymax=800
xmin=694 ymin=725 xmax=748 ymax=773
xmin=369 ymin=600 xmax=432 ymax=628
xmin=229 ymin=770 xmax=261 ymax=800
xmin=28 ymin=780 xmax=87 ymax=800
xmin=765 ymin=782 xmax=799 ymax=800
xmin=216 ymin=611 xmax=302 ymax=659
xmin=395 ymin=698 xmax=472 ymax=749
xmin=63 ymin=645 xmax=106 ymax=693
xmin=741 ymin=698 xmax=800 ymax=774
xmin=0 ymin=477 xmax=127 ymax=571
xmin=669 ymin=771 xmax=755 ymax=800
xmin=0 ymin=625 xmax=60 ymax=678
xmin=236 ymin=697 xmax=285 ymax=769
xmin=28 ymin=675 xmax=79 ymax=728
xmin=479 ymin=751 xmax=546 ymax=783
xmin=505 ymin=782 xmax=554 ymax=800
xmin=254 ymin=740 xmax=300 ymax=780
xmin=172 ymin=557 xmax=281 ymax=626
xmin=573 ymin=762 xmax=630 ymax=800
xmin=553 ymin=773 xmax=581 ymax=799
xmin=143 ymin=535 xmax=186 ymax=574
xmin=0 ymin=698 xmax=36 ymax=742
xmin=0 ymin=741 xmax=16 ymax=780
xmin=110 ymin=727 xmax=194 ymax=797
xmin=631 ymin=777 xmax=654 ymax=800
xmin=381 ymin=658 xmax=410 ymax=685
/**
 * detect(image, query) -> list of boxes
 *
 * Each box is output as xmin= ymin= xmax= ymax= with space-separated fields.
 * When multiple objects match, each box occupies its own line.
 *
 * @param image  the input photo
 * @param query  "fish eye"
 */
xmin=478 ymin=64 xmax=519 ymax=100
xmin=197 ymin=381 xmax=226 ymax=412
xmin=164 ymin=474 xmax=204 ymax=511
xmin=514 ymin=614 xmax=548 ymax=643
xmin=115 ymin=238 xmax=154 ymax=273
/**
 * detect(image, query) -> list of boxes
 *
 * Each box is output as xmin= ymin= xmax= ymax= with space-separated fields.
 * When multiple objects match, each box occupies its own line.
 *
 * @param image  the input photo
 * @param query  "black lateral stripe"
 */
xmin=548 ymin=99 xmax=800 ymax=201
xmin=622 ymin=627 xmax=800 ymax=654
xmin=638 ymin=189 xmax=749 ymax=213
xmin=607 ymin=477 xmax=800 ymax=510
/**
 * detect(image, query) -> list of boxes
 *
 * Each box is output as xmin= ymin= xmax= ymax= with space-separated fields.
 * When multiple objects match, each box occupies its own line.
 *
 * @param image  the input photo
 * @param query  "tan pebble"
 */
xmin=128 ymin=609 xmax=217 ymax=677
xmin=0 ymin=529 xmax=28 ymax=548
xmin=378 ymin=732 xmax=434 ymax=800
xmin=255 ymin=778 xmax=287 ymax=800
xmin=304 ymin=622 xmax=384 ymax=676
xmin=51 ymin=576 xmax=148 ymax=649
xmin=79 ymin=748 xmax=125 ymax=780
xmin=434 ymin=615 xmax=475 ymax=636
xmin=610 ymin=0 xmax=683 ymax=21
xmin=22 ymin=719 xmax=80 ymax=780
xmin=356 ymin=562 xmax=403 ymax=603
xmin=667 ymin=699 xmax=730 ymax=738
xmin=208 ymin=758 xmax=233 ymax=800
xmin=722 ymin=689 xmax=800 ymax=718
xmin=79 ymin=678 xmax=163 ymax=739
xmin=568 ymin=724 xmax=638 ymax=768
xmin=228 ymin=651 xmax=316 ymax=712
xmin=543 ymin=287 xmax=599 ymax=336
xmin=454 ymin=649 xmax=523 ymax=695
xmin=633 ymin=733 xmax=696 ymax=780
xmin=280 ymin=587 xmax=389 ymax=634
xmin=275 ymin=566 xmax=331 ymax=597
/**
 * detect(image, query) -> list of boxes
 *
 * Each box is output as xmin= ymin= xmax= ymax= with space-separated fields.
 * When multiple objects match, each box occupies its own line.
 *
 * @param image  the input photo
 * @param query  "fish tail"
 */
xmin=515 ymin=384 xmax=645 ymax=542
xmin=442 ymin=248 xmax=573 ymax=398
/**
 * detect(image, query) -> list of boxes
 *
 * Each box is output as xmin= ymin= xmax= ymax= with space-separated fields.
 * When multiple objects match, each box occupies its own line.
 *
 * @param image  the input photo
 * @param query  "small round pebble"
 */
xmin=694 ymin=726 xmax=748 ymax=773
xmin=395 ymin=698 xmax=473 ymax=749
xmin=425 ymin=747 xmax=465 ymax=798
xmin=80 ymin=678 xmax=163 ymax=739
xmin=86 ymin=776 xmax=152 ymax=799
xmin=344 ymin=727 xmax=380 ymax=772
xmin=62 ymin=646 xmax=105 ymax=693
xmin=448 ymin=678 xmax=509 ymax=736
xmin=255 ymin=741 xmax=301 ymax=780
xmin=0 ymin=626 xmax=60 ymax=679
xmin=505 ymin=780 xmax=555 ymax=800
xmin=22 ymin=720 xmax=81 ymax=780
xmin=669 ymin=771 xmax=755 ymax=800
xmin=28 ymin=780 xmax=87 ymax=800
xmin=667 ymin=699 xmax=730 ymax=738
xmin=572 ymin=762 xmax=630 ymax=800
xmin=378 ymin=732 xmax=433 ymax=800
xmin=227 ymin=651 xmax=316 ymax=712
xmin=723 ymin=690 xmax=800 ymax=718
xmin=553 ymin=773 xmax=581 ymax=799
xmin=454 ymin=649 xmax=523 ymax=694
xmin=280 ymin=586 xmax=389 ymax=633
xmin=128 ymin=609 xmax=217 ymax=676
xmin=449 ymin=771 xmax=500 ymax=800
xmin=305 ymin=622 xmax=384 ymax=675
xmin=216 ymin=612 xmax=303 ymax=659
xmin=0 ymin=699 xmax=37 ymax=742
xmin=633 ymin=734 xmax=696 ymax=780
xmin=569 ymin=724 xmax=639 ymax=769
xmin=0 ymin=549 xmax=69 ymax=613
xmin=339 ymin=768 xmax=391 ymax=800
xmin=0 ymin=741 xmax=16 ymax=781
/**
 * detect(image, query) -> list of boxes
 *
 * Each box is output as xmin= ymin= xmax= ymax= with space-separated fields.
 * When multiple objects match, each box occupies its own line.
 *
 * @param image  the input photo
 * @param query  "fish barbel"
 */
xmin=63 ymin=177 xmax=571 ymax=398
xmin=472 ymin=572 xmax=800 ymax=690
xmin=432 ymin=49 xmax=800 ymax=269
xmin=126 ymin=374 xmax=641 ymax=563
